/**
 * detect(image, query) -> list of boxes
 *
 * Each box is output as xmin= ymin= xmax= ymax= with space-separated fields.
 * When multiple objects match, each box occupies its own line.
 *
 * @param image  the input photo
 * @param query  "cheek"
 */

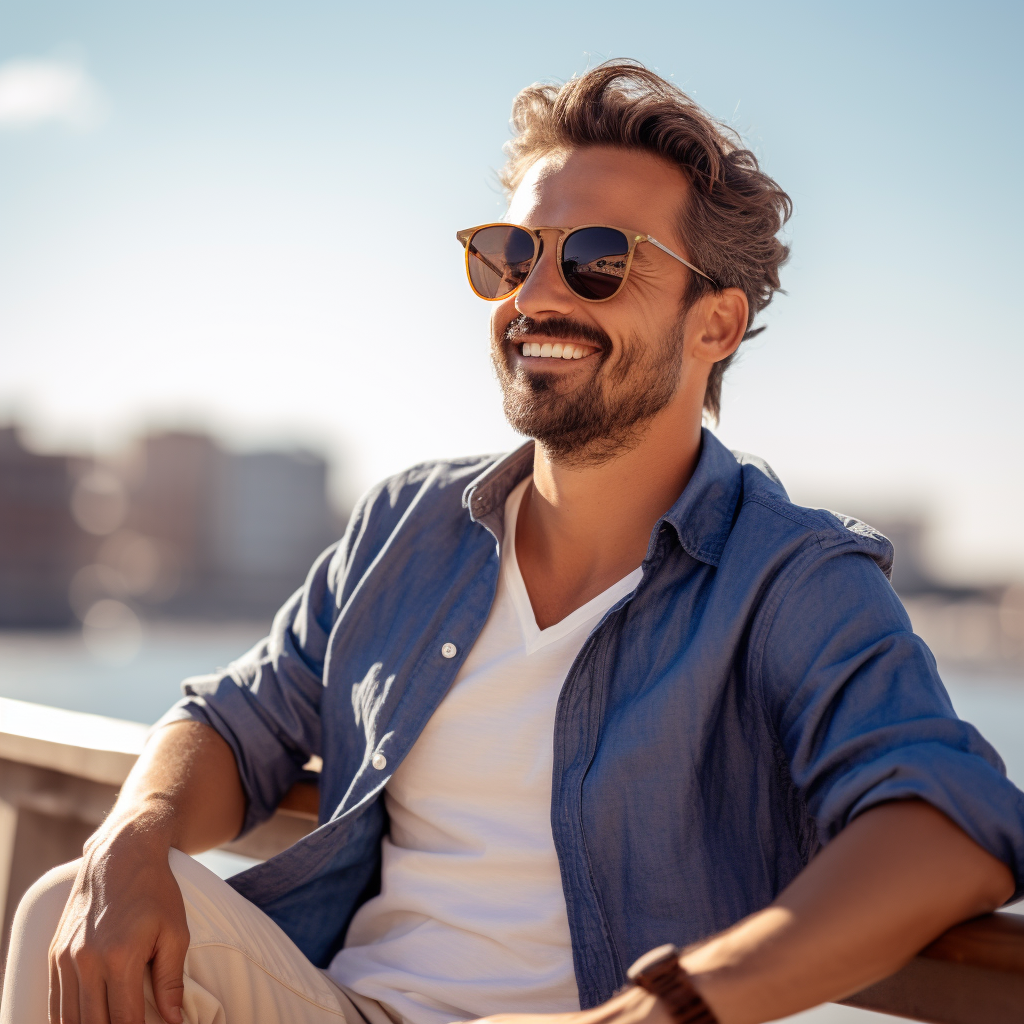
xmin=623 ymin=289 xmax=681 ymax=343
xmin=490 ymin=299 xmax=520 ymax=339
xmin=601 ymin=302 xmax=652 ymax=353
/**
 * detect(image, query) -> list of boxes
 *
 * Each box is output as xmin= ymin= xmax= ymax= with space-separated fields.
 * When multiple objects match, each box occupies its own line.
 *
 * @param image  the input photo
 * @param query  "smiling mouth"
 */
xmin=516 ymin=341 xmax=599 ymax=360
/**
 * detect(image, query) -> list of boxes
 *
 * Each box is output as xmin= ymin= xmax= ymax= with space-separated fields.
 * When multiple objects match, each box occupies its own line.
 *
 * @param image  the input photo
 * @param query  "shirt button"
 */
xmin=371 ymin=752 xmax=387 ymax=770
xmin=441 ymin=642 xmax=457 ymax=659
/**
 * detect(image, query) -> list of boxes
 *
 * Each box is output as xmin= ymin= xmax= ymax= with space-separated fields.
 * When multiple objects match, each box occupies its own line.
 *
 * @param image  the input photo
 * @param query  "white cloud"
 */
xmin=0 ymin=58 xmax=105 ymax=130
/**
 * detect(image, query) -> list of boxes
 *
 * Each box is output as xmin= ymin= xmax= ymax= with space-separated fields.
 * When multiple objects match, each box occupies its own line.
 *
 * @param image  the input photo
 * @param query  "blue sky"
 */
xmin=1 ymin=0 xmax=1021 ymax=580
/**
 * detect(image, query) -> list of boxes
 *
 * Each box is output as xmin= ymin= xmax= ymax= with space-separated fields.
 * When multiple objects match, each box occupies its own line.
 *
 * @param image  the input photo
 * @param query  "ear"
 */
xmin=686 ymin=287 xmax=749 ymax=367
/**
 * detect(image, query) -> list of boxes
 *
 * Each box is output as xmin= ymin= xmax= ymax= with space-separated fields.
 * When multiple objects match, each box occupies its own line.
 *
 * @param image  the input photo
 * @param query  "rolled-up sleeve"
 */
xmin=756 ymin=546 xmax=1024 ymax=898
xmin=155 ymin=540 xmax=341 ymax=834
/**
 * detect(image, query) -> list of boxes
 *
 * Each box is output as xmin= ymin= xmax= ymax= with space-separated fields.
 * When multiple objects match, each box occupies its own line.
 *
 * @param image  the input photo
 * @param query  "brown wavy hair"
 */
xmin=500 ymin=60 xmax=792 ymax=421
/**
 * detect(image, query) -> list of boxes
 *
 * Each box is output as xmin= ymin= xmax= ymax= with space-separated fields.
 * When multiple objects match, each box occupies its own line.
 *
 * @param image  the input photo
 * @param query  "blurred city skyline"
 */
xmin=0 ymin=423 xmax=342 ymax=639
xmin=2 ymin=418 xmax=1022 ymax=680
xmin=1 ymin=0 xmax=1022 ymax=584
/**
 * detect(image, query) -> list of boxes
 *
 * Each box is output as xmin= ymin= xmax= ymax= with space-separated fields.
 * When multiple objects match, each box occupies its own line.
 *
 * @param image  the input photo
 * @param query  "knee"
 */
xmin=1 ymin=861 xmax=80 ymax=1021
xmin=9 ymin=859 xmax=80 ymax=954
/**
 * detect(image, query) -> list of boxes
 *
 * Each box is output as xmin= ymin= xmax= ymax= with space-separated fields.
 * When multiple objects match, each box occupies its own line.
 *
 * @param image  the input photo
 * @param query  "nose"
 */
xmin=515 ymin=233 xmax=576 ymax=318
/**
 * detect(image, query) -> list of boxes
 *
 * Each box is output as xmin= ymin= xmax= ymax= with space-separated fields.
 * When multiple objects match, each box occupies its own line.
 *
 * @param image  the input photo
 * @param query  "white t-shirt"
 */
xmin=329 ymin=476 xmax=643 ymax=1024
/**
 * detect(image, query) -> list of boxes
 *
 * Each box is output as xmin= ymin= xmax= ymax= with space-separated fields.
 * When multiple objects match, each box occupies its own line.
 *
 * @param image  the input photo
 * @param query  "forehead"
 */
xmin=507 ymin=145 xmax=689 ymax=240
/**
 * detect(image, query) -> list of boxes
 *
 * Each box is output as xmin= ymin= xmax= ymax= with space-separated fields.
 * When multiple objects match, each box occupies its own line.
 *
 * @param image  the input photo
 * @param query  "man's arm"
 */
xmin=669 ymin=548 xmax=1019 ymax=1020
xmin=48 ymin=720 xmax=244 ymax=1024
xmin=679 ymin=798 xmax=1013 ymax=1022
xmin=481 ymin=798 xmax=1014 ymax=1024
xmin=46 ymin=532 xmax=357 ymax=1024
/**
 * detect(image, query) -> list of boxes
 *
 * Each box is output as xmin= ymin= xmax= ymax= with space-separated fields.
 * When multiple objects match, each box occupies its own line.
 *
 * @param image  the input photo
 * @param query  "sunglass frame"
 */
xmin=456 ymin=222 xmax=715 ymax=303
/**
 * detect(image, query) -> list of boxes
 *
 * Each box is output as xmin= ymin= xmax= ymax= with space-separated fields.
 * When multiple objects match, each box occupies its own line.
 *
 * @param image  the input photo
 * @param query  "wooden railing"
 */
xmin=1 ymin=698 xmax=1022 ymax=1022
xmin=0 ymin=697 xmax=318 ymax=976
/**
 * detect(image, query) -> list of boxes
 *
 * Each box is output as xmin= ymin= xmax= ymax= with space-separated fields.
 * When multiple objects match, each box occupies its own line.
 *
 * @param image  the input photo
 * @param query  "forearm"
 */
xmin=95 ymin=719 xmax=246 ymax=855
xmin=45 ymin=721 xmax=242 ymax=1024
xmin=681 ymin=800 xmax=1015 ymax=1024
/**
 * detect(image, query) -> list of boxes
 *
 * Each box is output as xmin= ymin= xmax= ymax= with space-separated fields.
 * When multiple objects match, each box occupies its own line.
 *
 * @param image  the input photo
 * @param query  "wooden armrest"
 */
xmin=843 ymin=911 xmax=1024 ymax=1023
xmin=214 ymin=780 xmax=320 ymax=860
xmin=277 ymin=781 xmax=319 ymax=821
xmin=918 ymin=911 xmax=1024 ymax=973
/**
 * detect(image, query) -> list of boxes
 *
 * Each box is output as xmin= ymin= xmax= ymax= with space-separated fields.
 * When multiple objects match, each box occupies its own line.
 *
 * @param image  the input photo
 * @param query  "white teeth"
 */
xmin=518 ymin=340 xmax=592 ymax=359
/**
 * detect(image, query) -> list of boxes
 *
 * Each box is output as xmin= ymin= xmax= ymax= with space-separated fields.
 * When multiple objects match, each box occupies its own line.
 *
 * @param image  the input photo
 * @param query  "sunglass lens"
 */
xmin=467 ymin=226 xmax=535 ymax=299
xmin=561 ymin=228 xmax=631 ymax=300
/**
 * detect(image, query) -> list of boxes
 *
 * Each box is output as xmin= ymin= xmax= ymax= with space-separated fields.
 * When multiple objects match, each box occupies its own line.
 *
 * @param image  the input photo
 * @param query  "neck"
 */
xmin=515 ymin=400 xmax=703 ymax=629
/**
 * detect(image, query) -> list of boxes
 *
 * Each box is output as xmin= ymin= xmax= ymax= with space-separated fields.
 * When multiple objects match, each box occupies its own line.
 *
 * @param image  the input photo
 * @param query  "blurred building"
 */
xmin=0 ymin=426 xmax=345 ymax=628
xmin=114 ymin=432 xmax=343 ymax=618
xmin=0 ymin=428 xmax=86 ymax=627
xmin=2 ymin=427 xmax=1022 ymax=673
xmin=849 ymin=512 xmax=1022 ymax=673
xmin=867 ymin=516 xmax=982 ymax=600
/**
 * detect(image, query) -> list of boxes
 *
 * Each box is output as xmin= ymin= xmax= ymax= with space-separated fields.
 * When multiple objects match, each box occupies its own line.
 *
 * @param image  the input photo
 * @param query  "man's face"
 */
xmin=491 ymin=145 xmax=699 ymax=466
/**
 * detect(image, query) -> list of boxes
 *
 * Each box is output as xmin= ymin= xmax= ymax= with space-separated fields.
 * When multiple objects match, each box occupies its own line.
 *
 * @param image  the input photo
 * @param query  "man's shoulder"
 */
xmin=379 ymin=452 xmax=503 ymax=499
xmin=350 ymin=451 xmax=506 ymax=533
xmin=729 ymin=448 xmax=894 ymax=581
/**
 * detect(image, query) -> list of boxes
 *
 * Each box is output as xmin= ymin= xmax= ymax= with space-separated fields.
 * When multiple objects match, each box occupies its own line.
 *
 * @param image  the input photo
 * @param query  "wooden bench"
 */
xmin=1 ymin=697 xmax=1022 ymax=1022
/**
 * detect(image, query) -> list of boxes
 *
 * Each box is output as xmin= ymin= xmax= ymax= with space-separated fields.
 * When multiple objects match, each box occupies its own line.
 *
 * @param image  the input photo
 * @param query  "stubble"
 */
xmin=492 ymin=314 xmax=685 ymax=468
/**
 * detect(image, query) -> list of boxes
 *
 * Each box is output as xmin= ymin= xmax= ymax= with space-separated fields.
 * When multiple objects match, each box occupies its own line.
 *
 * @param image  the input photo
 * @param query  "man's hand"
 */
xmin=49 ymin=818 xmax=188 ymax=1024
xmin=47 ymin=720 xmax=246 ymax=1024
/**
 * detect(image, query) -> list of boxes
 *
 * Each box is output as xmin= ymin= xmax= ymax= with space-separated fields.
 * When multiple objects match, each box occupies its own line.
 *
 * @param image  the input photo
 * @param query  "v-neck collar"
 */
xmin=502 ymin=477 xmax=644 ymax=656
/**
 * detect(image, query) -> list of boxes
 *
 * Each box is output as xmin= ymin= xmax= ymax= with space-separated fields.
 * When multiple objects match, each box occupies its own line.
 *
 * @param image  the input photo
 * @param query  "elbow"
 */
xmin=970 ymin=855 xmax=1016 ymax=916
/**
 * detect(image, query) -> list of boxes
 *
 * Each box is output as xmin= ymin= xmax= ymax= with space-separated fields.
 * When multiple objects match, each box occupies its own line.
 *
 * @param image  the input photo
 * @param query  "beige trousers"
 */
xmin=0 ymin=848 xmax=403 ymax=1024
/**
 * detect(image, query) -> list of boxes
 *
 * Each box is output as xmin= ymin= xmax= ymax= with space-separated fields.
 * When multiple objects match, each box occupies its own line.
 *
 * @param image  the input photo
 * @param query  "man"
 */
xmin=4 ymin=60 xmax=1023 ymax=1024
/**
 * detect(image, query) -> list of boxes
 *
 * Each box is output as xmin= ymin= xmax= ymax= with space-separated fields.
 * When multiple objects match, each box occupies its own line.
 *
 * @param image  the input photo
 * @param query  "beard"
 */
xmin=491 ymin=313 xmax=685 ymax=468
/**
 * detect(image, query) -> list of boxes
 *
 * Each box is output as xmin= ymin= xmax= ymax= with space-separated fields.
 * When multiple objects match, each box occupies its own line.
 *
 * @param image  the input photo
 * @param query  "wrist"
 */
xmin=86 ymin=799 xmax=180 ymax=858
xmin=599 ymin=983 xmax=672 ymax=1024
xmin=627 ymin=945 xmax=720 ymax=1024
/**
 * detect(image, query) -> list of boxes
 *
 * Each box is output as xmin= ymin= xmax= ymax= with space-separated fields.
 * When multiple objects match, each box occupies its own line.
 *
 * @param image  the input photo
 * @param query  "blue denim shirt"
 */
xmin=165 ymin=429 xmax=1024 ymax=1008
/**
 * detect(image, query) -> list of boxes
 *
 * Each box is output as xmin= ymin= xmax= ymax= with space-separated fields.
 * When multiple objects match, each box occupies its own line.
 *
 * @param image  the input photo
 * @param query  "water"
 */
xmin=0 ymin=623 xmax=271 ymax=880
xmin=0 ymin=623 xmax=269 ymax=725
xmin=1 ymin=625 xmax=1022 ymax=1022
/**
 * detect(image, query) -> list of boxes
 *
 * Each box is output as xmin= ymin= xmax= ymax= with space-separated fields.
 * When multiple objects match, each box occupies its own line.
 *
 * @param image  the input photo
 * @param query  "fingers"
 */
xmin=52 ymin=937 xmax=147 ymax=1024
xmin=49 ymin=945 xmax=78 ymax=1024
xmin=54 ymin=948 xmax=84 ymax=1024
xmin=148 ymin=927 xmax=188 ymax=1024
xmin=47 ymin=932 xmax=184 ymax=1024
xmin=45 ymin=850 xmax=189 ymax=1024
xmin=49 ymin=906 xmax=76 ymax=1024
xmin=93 ymin=938 xmax=149 ymax=1024
xmin=77 ymin=968 xmax=112 ymax=1024
xmin=48 ymin=945 xmax=60 ymax=1023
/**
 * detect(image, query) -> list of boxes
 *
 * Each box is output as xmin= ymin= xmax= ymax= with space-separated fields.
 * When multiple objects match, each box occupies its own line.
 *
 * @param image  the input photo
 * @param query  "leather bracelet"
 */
xmin=626 ymin=944 xmax=718 ymax=1024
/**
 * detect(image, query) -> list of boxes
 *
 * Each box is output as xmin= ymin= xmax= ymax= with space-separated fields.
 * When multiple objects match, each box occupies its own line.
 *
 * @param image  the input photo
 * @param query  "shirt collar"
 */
xmin=657 ymin=428 xmax=744 ymax=567
xmin=462 ymin=441 xmax=535 ymax=545
xmin=462 ymin=427 xmax=745 ymax=567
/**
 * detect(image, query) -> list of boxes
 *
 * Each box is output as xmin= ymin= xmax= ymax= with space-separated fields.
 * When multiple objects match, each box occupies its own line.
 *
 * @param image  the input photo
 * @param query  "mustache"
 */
xmin=502 ymin=315 xmax=611 ymax=352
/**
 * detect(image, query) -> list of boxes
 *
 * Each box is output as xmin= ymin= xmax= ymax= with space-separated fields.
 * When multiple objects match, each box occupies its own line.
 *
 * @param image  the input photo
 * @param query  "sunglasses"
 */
xmin=456 ymin=223 xmax=715 ymax=303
